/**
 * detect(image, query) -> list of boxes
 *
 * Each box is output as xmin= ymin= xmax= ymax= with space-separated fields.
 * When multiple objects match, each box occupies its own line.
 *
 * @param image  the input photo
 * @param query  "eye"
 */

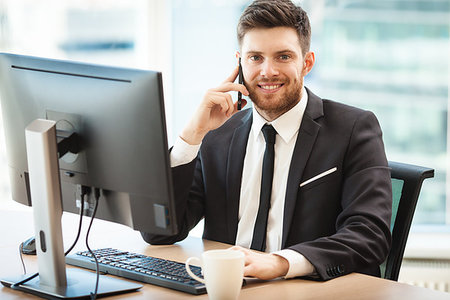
xmin=279 ymin=54 xmax=291 ymax=60
xmin=250 ymin=55 xmax=262 ymax=62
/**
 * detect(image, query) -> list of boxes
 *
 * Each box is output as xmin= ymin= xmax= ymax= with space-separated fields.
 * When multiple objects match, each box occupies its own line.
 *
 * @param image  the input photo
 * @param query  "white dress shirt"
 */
xmin=170 ymin=87 xmax=315 ymax=278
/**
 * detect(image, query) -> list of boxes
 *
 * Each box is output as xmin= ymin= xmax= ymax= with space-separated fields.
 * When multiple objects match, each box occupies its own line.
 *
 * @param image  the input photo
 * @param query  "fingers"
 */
xmin=215 ymin=65 xmax=249 ymax=95
xmin=228 ymin=245 xmax=242 ymax=250
xmin=205 ymin=86 xmax=248 ymax=118
xmin=230 ymin=245 xmax=254 ymax=276
xmin=206 ymin=66 xmax=250 ymax=114
xmin=228 ymin=248 xmax=284 ymax=279
xmin=244 ymin=264 xmax=257 ymax=277
xmin=229 ymin=246 xmax=255 ymax=267
xmin=211 ymin=82 xmax=249 ymax=96
xmin=207 ymin=91 xmax=234 ymax=116
xmin=241 ymin=251 xmax=258 ymax=277
xmin=229 ymin=245 xmax=252 ymax=255
xmin=208 ymin=85 xmax=248 ymax=116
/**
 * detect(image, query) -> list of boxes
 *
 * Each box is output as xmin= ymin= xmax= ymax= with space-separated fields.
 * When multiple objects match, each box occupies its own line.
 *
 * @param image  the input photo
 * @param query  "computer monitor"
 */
xmin=0 ymin=52 xmax=178 ymax=298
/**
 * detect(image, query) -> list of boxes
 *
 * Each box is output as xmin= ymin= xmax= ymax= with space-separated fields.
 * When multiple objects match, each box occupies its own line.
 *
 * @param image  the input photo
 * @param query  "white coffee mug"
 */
xmin=185 ymin=249 xmax=245 ymax=300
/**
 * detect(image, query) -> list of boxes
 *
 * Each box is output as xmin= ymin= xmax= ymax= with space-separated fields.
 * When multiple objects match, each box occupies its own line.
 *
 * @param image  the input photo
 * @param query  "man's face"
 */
xmin=240 ymin=26 xmax=314 ymax=120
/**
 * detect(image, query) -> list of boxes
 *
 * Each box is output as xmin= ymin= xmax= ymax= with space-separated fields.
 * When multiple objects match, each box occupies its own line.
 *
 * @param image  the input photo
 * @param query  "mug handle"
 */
xmin=185 ymin=257 xmax=205 ymax=283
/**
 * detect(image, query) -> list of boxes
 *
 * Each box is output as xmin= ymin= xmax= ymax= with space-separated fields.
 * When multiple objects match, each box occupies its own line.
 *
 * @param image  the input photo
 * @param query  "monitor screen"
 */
xmin=0 ymin=53 xmax=178 ymax=236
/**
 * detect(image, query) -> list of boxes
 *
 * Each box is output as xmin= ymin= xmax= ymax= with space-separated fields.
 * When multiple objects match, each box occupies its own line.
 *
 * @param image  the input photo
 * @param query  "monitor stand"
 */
xmin=1 ymin=119 xmax=142 ymax=299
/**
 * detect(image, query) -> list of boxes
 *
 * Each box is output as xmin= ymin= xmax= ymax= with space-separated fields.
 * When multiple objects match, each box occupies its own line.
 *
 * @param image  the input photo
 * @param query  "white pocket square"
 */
xmin=299 ymin=167 xmax=338 ymax=187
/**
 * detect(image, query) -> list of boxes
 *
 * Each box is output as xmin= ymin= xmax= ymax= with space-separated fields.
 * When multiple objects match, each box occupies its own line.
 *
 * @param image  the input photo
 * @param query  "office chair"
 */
xmin=380 ymin=161 xmax=434 ymax=281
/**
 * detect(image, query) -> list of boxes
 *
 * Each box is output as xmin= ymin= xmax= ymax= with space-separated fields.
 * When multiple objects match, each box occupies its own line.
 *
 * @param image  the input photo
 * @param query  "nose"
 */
xmin=260 ymin=59 xmax=279 ymax=77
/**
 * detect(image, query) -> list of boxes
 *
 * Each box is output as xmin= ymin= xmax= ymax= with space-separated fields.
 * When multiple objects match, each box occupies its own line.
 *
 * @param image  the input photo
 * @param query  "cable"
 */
xmin=11 ymin=185 xmax=89 ymax=290
xmin=86 ymin=188 xmax=100 ymax=300
xmin=64 ymin=190 xmax=85 ymax=256
xmin=10 ymin=273 xmax=39 ymax=290
xmin=19 ymin=242 xmax=26 ymax=274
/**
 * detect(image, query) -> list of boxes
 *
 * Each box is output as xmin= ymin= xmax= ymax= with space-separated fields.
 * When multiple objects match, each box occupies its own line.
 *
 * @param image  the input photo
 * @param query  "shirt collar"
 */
xmin=252 ymin=86 xmax=308 ymax=144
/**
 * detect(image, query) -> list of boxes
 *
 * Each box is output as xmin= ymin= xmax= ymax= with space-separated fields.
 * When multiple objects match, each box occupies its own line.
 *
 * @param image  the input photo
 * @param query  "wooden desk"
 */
xmin=1 ymin=207 xmax=449 ymax=300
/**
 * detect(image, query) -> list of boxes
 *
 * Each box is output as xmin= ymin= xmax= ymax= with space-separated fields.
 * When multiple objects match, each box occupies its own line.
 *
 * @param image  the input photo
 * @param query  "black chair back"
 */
xmin=381 ymin=161 xmax=434 ymax=281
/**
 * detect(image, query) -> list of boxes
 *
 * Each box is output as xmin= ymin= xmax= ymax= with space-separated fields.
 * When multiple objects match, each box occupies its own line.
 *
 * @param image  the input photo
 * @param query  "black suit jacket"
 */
xmin=142 ymin=88 xmax=392 ymax=280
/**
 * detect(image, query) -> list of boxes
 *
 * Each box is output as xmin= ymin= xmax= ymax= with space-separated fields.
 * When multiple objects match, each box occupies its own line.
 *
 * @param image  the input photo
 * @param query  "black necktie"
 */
xmin=250 ymin=124 xmax=276 ymax=252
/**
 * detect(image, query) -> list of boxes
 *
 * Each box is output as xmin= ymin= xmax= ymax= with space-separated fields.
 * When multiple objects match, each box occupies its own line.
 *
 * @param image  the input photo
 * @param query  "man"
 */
xmin=142 ymin=0 xmax=392 ymax=281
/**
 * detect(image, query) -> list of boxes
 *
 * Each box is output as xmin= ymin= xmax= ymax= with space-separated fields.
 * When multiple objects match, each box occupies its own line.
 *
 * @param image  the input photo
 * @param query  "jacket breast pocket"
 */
xmin=299 ymin=168 xmax=340 ymax=192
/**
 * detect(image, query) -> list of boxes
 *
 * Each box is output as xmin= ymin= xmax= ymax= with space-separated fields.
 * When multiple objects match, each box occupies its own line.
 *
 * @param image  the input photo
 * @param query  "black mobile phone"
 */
xmin=237 ymin=58 xmax=243 ymax=110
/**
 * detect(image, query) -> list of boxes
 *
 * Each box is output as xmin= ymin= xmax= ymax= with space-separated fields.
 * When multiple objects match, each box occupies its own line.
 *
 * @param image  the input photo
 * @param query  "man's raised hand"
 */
xmin=180 ymin=66 xmax=249 ymax=145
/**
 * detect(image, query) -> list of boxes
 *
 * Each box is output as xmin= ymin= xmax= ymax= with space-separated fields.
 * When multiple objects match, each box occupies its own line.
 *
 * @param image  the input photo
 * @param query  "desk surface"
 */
xmin=1 ymin=207 xmax=449 ymax=300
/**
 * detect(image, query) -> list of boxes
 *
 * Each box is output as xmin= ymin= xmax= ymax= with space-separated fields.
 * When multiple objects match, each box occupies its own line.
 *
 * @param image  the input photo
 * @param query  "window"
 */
xmin=302 ymin=0 xmax=449 ymax=227
xmin=0 ymin=0 xmax=171 ymax=205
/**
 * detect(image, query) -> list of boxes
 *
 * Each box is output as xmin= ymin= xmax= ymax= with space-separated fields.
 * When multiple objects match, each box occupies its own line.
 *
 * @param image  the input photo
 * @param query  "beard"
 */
xmin=247 ymin=77 xmax=303 ymax=119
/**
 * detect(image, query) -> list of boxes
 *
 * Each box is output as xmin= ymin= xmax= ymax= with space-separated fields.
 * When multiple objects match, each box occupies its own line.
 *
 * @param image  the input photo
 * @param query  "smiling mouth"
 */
xmin=258 ymin=83 xmax=284 ymax=91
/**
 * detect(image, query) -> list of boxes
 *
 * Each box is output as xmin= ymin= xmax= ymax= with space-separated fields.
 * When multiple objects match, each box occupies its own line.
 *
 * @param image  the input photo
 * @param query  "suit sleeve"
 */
xmin=289 ymin=111 xmax=392 ymax=280
xmin=141 ymin=155 xmax=206 ymax=245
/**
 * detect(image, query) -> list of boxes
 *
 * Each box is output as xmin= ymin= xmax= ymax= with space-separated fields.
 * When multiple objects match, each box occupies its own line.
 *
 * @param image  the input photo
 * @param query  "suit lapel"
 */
xmin=226 ymin=110 xmax=252 ymax=243
xmin=282 ymin=88 xmax=324 ymax=248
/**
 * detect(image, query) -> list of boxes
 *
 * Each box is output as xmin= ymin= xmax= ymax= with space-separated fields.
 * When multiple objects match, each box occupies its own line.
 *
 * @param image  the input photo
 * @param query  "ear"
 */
xmin=302 ymin=51 xmax=315 ymax=76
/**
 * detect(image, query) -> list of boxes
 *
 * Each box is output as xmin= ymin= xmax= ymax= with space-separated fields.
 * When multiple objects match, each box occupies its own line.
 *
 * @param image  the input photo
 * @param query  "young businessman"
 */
xmin=142 ymin=0 xmax=392 ymax=281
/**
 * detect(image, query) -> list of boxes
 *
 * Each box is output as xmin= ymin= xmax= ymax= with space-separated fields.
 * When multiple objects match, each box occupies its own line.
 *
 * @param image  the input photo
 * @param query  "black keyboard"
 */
xmin=66 ymin=248 xmax=206 ymax=295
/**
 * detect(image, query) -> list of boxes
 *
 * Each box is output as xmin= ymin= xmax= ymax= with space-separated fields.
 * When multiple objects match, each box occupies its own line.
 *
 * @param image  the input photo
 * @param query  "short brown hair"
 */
xmin=237 ymin=0 xmax=311 ymax=56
